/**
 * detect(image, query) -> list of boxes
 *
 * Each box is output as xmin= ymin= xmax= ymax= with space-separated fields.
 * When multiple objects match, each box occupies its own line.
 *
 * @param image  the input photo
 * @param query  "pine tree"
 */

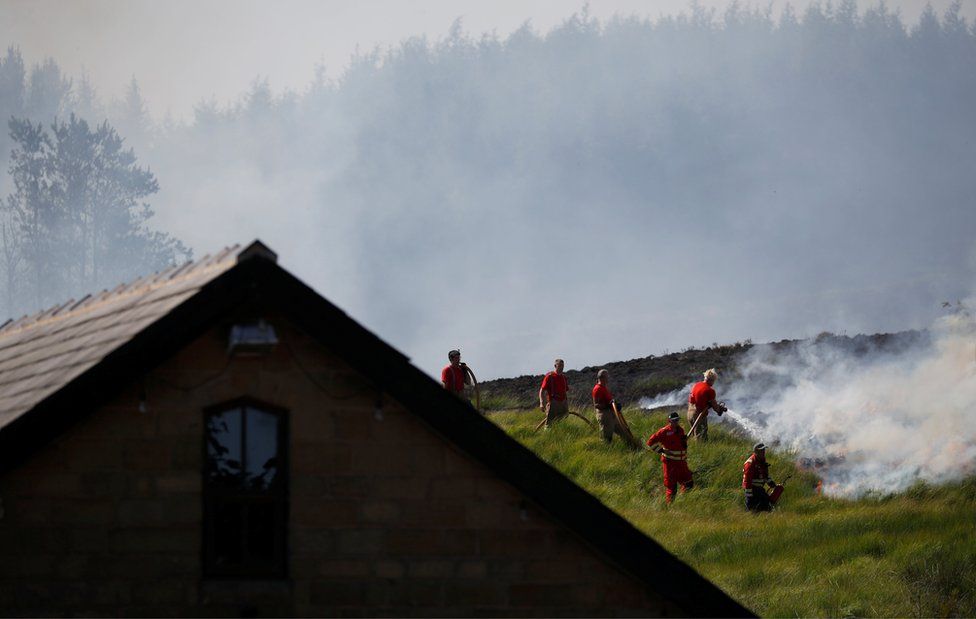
xmin=2 ymin=115 xmax=190 ymax=317
xmin=73 ymin=72 xmax=104 ymax=123
xmin=0 ymin=47 xmax=27 ymax=202
xmin=112 ymin=76 xmax=153 ymax=150
xmin=3 ymin=118 xmax=55 ymax=311
xmin=26 ymin=58 xmax=72 ymax=122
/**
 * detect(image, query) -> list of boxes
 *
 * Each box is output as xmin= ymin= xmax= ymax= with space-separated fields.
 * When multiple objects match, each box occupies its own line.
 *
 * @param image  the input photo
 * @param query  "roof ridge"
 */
xmin=0 ymin=244 xmax=241 ymax=340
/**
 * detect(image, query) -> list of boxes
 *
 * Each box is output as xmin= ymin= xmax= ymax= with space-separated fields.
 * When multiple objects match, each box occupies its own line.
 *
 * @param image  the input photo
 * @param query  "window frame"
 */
xmin=202 ymin=396 xmax=289 ymax=579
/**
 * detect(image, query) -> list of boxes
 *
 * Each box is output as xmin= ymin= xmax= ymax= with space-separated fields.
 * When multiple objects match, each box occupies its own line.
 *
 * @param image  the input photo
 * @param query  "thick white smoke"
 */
xmin=638 ymin=390 xmax=688 ymax=409
xmin=641 ymin=386 xmax=771 ymax=439
xmin=642 ymin=305 xmax=976 ymax=497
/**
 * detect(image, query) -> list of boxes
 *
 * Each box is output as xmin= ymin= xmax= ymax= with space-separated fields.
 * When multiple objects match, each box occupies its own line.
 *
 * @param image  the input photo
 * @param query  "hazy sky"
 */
xmin=2 ymin=0 xmax=974 ymax=380
xmin=2 ymin=0 xmax=973 ymax=120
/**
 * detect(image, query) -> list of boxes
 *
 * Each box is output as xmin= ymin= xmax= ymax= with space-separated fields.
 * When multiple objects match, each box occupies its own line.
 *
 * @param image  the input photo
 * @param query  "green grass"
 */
xmin=491 ymin=408 xmax=976 ymax=617
xmin=478 ymin=391 xmax=525 ymax=411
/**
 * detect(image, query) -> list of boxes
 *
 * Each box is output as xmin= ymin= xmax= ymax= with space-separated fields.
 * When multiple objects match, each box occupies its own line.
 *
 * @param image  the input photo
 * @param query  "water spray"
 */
xmin=721 ymin=406 xmax=765 ymax=439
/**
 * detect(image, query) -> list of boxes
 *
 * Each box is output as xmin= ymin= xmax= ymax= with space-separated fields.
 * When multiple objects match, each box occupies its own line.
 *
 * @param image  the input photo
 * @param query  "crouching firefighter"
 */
xmin=646 ymin=412 xmax=694 ymax=503
xmin=743 ymin=442 xmax=783 ymax=511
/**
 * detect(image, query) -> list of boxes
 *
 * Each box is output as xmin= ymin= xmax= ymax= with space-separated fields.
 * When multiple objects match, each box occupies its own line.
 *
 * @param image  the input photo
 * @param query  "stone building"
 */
xmin=0 ymin=241 xmax=749 ymax=616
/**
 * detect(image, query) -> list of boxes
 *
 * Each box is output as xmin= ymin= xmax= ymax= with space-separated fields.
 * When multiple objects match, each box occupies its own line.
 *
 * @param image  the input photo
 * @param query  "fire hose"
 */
xmin=461 ymin=363 xmax=481 ymax=411
xmin=533 ymin=410 xmax=595 ymax=431
xmin=612 ymin=401 xmax=643 ymax=451
xmin=687 ymin=400 xmax=726 ymax=437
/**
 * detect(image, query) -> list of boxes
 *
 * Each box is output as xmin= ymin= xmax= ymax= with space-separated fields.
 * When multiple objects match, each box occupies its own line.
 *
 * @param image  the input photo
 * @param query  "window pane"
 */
xmin=207 ymin=408 xmax=242 ymax=484
xmin=213 ymin=501 xmax=245 ymax=567
xmin=246 ymin=501 xmax=277 ymax=564
xmin=245 ymin=407 xmax=279 ymax=491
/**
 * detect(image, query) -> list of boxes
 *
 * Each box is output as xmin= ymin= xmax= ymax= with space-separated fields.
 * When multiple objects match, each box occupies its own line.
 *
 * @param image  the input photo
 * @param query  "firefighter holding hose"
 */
xmin=687 ymin=368 xmax=727 ymax=441
xmin=743 ymin=442 xmax=782 ymax=512
xmin=592 ymin=369 xmax=627 ymax=443
xmin=646 ymin=411 xmax=694 ymax=503
xmin=441 ymin=349 xmax=471 ymax=402
xmin=539 ymin=358 xmax=570 ymax=428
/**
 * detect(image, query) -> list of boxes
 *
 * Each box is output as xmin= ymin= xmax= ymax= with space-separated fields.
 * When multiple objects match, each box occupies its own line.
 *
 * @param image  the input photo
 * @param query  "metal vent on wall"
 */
xmin=228 ymin=320 xmax=279 ymax=355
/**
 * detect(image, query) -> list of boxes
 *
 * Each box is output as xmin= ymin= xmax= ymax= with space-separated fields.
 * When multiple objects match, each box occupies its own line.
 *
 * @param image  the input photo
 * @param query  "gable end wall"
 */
xmin=0 ymin=317 xmax=682 ymax=616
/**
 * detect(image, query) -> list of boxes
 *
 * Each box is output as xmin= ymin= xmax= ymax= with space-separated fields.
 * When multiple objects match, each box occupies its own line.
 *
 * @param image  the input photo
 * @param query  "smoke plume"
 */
xmin=643 ymin=304 xmax=976 ymax=497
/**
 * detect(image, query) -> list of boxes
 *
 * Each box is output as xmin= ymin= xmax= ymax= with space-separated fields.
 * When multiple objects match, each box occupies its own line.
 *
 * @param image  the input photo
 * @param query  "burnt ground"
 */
xmin=478 ymin=330 xmax=929 ymax=412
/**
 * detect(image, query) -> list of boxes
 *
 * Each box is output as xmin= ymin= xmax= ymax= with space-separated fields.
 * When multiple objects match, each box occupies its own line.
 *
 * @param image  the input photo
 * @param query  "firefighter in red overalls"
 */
xmin=743 ymin=442 xmax=780 ymax=512
xmin=646 ymin=411 xmax=694 ymax=503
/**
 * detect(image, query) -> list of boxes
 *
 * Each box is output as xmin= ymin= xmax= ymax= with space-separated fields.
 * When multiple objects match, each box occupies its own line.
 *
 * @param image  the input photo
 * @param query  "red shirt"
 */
xmin=541 ymin=372 xmax=568 ymax=401
xmin=689 ymin=381 xmax=716 ymax=413
xmin=646 ymin=424 xmax=688 ymax=462
xmin=742 ymin=454 xmax=771 ymax=489
xmin=592 ymin=383 xmax=613 ymax=408
xmin=441 ymin=364 xmax=465 ymax=393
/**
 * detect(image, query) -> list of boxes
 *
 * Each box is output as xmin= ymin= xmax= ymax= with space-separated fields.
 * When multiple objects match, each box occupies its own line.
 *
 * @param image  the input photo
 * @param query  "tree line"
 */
xmin=1 ymin=1 xmax=975 ymax=373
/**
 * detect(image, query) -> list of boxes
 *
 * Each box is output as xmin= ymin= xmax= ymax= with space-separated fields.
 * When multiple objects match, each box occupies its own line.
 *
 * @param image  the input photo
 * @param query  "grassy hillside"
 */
xmin=490 ymin=407 xmax=976 ymax=617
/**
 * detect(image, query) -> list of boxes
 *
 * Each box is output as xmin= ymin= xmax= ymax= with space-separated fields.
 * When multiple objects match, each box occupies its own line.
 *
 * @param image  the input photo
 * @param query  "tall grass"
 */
xmin=491 ymin=408 xmax=976 ymax=617
xmin=478 ymin=391 xmax=525 ymax=411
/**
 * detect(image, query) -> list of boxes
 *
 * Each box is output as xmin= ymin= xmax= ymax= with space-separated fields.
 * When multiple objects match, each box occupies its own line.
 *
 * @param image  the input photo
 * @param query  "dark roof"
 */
xmin=0 ymin=245 xmax=240 ymax=427
xmin=0 ymin=240 xmax=752 ymax=617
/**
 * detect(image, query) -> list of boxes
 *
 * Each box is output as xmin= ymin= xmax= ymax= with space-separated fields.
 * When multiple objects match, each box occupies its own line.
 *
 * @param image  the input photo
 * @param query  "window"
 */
xmin=203 ymin=398 xmax=288 ymax=578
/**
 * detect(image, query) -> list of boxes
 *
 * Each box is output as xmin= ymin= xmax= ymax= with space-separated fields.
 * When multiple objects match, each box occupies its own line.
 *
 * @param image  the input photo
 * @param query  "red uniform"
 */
xmin=743 ymin=453 xmax=777 ymax=511
xmin=646 ymin=423 xmax=693 ymax=502
xmin=592 ymin=383 xmax=613 ymax=408
xmin=742 ymin=454 xmax=771 ymax=492
xmin=540 ymin=372 xmax=569 ymax=401
xmin=689 ymin=381 xmax=716 ymax=413
xmin=441 ymin=364 xmax=466 ymax=393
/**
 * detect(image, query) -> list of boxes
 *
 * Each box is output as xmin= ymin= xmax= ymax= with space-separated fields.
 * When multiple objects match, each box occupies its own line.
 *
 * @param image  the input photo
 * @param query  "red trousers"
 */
xmin=662 ymin=460 xmax=693 ymax=502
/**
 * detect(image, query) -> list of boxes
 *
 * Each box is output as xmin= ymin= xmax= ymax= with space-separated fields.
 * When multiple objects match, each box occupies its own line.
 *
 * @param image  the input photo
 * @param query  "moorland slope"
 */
xmin=490 ymin=408 xmax=975 ymax=617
